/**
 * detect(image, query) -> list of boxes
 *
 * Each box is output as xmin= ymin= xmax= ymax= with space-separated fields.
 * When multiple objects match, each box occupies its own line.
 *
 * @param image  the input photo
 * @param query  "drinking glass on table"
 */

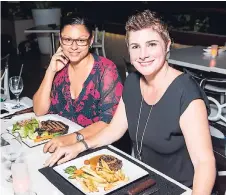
xmin=9 ymin=76 xmax=24 ymax=109
xmin=211 ymin=45 xmax=218 ymax=58
xmin=1 ymin=132 xmax=23 ymax=182
xmin=12 ymin=162 xmax=37 ymax=195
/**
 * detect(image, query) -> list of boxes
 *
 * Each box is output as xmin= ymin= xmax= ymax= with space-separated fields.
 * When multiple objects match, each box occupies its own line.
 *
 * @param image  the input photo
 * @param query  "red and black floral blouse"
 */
xmin=49 ymin=54 xmax=123 ymax=127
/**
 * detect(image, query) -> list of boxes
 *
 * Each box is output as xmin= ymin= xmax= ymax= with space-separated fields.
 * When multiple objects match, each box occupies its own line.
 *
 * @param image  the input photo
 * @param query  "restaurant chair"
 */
xmin=208 ymin=96 xmax=226 ymax=124
xmin=1 ymin=54 xmax=10 ymax=100
xmin=204 ymin=79 xmax=226 ymax=104
xmin=209 ymin=121 xmax=226 ymax=195
xmin=92 ymin=27 xmax=106 ymax=57
xmin=183 ymin=69 xmax=226 ymax=103
xmin=1 ymin=34 xmax=14 ymax=101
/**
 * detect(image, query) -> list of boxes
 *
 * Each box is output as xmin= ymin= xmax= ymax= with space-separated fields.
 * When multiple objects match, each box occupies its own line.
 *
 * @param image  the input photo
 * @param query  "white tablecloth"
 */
xmin=0 ymin=97 xmax=192 ymax=195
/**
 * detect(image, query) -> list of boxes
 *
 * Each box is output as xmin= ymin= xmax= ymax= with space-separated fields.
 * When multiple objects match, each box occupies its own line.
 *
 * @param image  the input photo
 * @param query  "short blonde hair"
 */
xmin=125 ymin=10 xmax=171 ymax=47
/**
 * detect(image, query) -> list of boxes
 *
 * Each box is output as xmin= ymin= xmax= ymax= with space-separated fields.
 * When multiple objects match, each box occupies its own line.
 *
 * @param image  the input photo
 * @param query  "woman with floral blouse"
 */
xmin=33 ymin=14 xmax=123 ymax=153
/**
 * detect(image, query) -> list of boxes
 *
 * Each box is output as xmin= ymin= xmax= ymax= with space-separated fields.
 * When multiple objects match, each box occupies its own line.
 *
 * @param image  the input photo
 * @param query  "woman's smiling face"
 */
xmin=60 ymin=24 xmax=93 ymax=63
xmin=128 ymin=28 xmax=170 ymax=76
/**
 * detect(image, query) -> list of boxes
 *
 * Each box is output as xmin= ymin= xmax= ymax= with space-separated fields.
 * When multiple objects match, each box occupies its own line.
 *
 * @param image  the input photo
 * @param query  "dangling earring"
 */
xmin=89 ymin=45 xmax=92 ymax=49
xmin=166 ymin=49 xmax=170 ymax=61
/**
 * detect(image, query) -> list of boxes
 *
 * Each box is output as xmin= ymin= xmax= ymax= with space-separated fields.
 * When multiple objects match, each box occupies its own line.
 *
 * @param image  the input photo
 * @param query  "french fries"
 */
xmin=81 ymin=166 xmax=107 ymax=183
xmin=100 ymin=159 xmax=111 ymax=171
xmin=83 ymin=179 xmax=99 ymax=192
xmin=65 ymin=155 xmax=129 ymax=193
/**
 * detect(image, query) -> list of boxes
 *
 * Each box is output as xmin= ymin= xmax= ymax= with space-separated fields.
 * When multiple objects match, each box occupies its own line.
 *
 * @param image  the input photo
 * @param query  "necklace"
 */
xmin=135 ymin=97 xmax=154 ymax=161
xmin=135 ymin=66 xmax=169 ymax=161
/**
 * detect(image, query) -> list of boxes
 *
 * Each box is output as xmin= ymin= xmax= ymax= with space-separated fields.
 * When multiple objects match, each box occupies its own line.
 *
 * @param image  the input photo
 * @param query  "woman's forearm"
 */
xmin=71 ymin=121 xmax=118 ymax=146
xmin=79 ymin=121 xmax=108 ymax=139
xmin=86 ymin=123 xmax=127 ymax=149
xmin=192 ymin=158 xmax=216 ymax=195
xmin=33 ymin=67 xmax=56 ymax=116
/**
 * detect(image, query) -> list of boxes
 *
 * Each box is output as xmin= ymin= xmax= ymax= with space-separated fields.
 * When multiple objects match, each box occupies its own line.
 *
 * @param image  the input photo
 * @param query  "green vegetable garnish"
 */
xmin=14 ymin=127 xmax=28 ymax=138
xmin=64 ymin=166 xmax=77 ymax=175
xmin=12 ymin=118 xmax=39 ymax=139
xmin=68 ymin=175 xmax=77 ymax=179
xmin=12 ymin=123 xmax=20 ymax=132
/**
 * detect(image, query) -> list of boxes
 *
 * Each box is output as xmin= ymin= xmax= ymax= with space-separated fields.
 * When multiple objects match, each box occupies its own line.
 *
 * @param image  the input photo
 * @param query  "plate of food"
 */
xmin=7 ymin=113 xmax=83 ymax=147
xmin=53 ymin=148 xmax=149 ymax=195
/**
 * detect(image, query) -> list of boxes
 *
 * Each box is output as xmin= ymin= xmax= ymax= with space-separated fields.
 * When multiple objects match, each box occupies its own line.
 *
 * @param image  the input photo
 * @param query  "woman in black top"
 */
xmin=45 ymin=10 xmax=216 ymax=194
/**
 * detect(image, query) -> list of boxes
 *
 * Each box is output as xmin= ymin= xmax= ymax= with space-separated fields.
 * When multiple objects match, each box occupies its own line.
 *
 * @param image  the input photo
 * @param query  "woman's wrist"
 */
xmin=76 ymin=141 xmax=88 ymax=153
xmin=46 ymin=65 xmax=57 ymax=75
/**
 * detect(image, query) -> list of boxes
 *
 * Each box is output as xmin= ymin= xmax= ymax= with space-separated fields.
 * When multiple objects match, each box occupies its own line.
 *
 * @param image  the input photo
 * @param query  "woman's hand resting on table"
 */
xmin=44 ymin=142 xmax=85 ymax=167
xmin=43 ymin=133 xmax=76 ymax=153
xmin=48 ymin=46 xmax=69 ymax=73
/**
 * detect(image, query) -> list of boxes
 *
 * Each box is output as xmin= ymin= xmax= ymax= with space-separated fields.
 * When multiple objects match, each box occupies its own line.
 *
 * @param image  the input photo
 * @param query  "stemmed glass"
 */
xmin=9 ymin=76 xmax=24 ymax=109
xmin=1 ymin=132 xmax=23 ymax=182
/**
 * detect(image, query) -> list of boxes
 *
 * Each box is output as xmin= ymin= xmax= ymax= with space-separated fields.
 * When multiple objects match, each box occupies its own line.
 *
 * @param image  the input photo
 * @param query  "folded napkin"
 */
xmin=3 ymin=102 xmax=28 ymax=113
xmin=0 ymin=102 xmax=29 ymax=118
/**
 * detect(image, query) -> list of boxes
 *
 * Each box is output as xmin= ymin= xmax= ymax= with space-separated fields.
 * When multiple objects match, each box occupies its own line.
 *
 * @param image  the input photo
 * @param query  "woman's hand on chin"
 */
xmin=44 ymin=142 xmax=85 ymax=167
xmin=49 ymin=46 xmax=69 ymax=73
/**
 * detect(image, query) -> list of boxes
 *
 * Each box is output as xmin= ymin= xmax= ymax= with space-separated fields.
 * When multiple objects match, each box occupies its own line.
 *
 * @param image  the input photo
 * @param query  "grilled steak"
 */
xmin=99 ymin=155 xmax=123 ymax=171
xmin=40 ymin=120 xmax=69 ymax=134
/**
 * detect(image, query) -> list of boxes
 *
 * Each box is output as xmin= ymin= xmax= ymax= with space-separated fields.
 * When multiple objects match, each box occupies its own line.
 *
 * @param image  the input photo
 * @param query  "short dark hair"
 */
xmin=125 ymin=10 xmax=170 ymax=46
xmin=60 ymin=14 xmax=92 ymax=36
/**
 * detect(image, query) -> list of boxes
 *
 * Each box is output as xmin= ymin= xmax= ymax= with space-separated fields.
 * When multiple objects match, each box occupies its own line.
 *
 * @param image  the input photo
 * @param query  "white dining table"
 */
xmin=0 ymin=97 xmax=192 ymax=195
xmin=168 ymin=46 xmax=226 ymax=75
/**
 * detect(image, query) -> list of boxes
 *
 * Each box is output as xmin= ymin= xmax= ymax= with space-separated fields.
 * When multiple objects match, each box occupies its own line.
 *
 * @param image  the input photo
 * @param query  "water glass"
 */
xmin=9 ymin=76 xmax=24 ymax=109
xmin=12 ymin=162 xmax=30 ymax=194
xmin=1 ymin=132 xmax=23 ymax=182
xmin=12 ymin=162 xmax=37 ymax=195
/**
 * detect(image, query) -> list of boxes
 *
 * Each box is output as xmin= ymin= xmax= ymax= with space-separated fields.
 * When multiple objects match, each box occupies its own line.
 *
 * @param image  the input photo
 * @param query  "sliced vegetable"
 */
xmin=84 ymin=160 xmax=90 ymax=165
xmin=34 ymin=135 xmax=53 ymax=142
xmin=68 ymin=175 xmax=77 ymax=179
xmin=53 ymin=132 xmax=63 ymax=137
xmin=12 ymin=123 xmax=20 ymax=132
xmin=15 ymin=127 xmax=28 ymax=138
xmin=41 ymin=131 xmax=49 ymax=137
xmin=74 ymin=169 xmax=84 ymax=176
xmin=28 ymin=131 xmax=39 ymax=140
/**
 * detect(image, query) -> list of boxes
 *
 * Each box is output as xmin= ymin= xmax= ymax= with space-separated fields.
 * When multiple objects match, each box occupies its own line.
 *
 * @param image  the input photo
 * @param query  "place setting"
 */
xmin=5 ymin=112 xmax=83 ymax=147
xmin=39 ymin=146 xmax=186 ymax=195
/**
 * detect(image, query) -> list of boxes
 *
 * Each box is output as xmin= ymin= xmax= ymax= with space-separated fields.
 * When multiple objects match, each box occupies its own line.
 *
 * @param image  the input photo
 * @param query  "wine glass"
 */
xmin=9 ymin=76 xmax=24 ymax=109
xmin=1 ymin=132 xmax=23 ymax=182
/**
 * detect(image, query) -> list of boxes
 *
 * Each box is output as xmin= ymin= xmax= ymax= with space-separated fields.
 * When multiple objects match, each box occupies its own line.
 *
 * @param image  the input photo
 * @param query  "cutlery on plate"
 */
xmin=125 ymin=178 xmax=156 ymax=195
xmin=1 ymin=107 xmax=33 ymax=119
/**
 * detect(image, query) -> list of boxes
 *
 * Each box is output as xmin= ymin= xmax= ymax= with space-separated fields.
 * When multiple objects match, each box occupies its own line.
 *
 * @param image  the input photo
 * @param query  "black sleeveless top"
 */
xmin=122 ymin=72 xmax=209 ymax=187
